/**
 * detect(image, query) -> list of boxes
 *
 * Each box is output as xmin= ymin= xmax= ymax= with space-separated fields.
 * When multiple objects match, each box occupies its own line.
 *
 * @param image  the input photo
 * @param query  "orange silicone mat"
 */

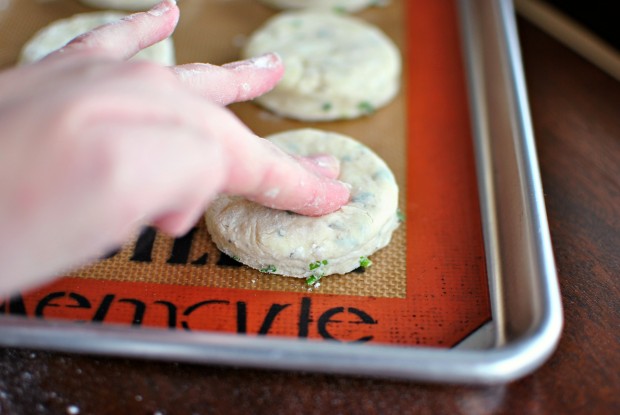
xmin=0 ymin=0 xmax=490 ymax=347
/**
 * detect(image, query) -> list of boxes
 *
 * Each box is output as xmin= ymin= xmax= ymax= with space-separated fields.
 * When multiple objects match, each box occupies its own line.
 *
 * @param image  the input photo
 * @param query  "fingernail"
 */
xmin=337 ymin=180 xmax=352 ymax=203
xmin=223 ymin=52 xmax=281 ymax=71
xmin=148 ymin=0 xmax=175 ymax=17
xmin=250 ymin=52 xmax=281 ymax=69
xmin=299 ymin=180 xmax=350 ymax=216
xmin=308 ymin=154 xmax=339 ymax=171
xmin=339 ymin=180 xmax=352 ymax=191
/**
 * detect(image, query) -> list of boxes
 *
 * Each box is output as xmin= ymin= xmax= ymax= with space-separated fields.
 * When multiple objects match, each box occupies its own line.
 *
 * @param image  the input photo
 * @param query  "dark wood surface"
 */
xmin=1 ymin=17 xmax=619 ymax=415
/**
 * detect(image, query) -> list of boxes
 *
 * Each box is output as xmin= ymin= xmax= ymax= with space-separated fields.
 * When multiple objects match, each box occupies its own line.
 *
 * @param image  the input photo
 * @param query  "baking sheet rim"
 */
xmin=0 ymin=0 xmax=562 ymax=384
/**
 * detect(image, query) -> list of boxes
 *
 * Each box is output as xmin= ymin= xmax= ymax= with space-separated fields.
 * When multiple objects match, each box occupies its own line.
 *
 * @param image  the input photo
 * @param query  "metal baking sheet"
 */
xmin=0 ymin=0 xmax=562 ymax=383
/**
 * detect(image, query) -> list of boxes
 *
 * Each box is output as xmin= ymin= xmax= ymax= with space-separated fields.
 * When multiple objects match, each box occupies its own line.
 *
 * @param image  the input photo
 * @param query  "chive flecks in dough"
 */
xmin=322 ymin=102 xmax=333 ymax=112
xmin=397 ymin=208 xmax=406 ymax=223
xmin=333 ymin=6 xmax=347 ymax=14
xmin=232 ymin=255 xmax=241 ymax=262
xmin=359 ymin=256 xmax=373 ymax=268
xmin=309 ymin=260 xmax=328 ymax=271
xmin=306 ymin=275 xmax=321 ymax=286
xmin=260 ymin=265 xmax=277 ymax=273
xmin=352 ymin=192 xmax=373 ymax=205
xmin=358 ymin=101 xmax=375 ymax=114
xmin=307 ymin=260 xmax=329 ymax=285
xmin=307 ymin=272 xmax=325 ymax=286
xmin=316 ymin=28 xmax=331 ymax=38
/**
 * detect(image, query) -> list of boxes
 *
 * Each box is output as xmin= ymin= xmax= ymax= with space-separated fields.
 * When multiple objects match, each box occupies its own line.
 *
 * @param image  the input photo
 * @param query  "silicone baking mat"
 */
xmin=0 ymin=0 xmax=490 ymax=347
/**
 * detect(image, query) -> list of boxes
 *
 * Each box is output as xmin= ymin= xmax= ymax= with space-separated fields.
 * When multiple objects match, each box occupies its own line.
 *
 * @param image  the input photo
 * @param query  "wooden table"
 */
xmin=1 ymin=17 xmax=618 ymax=415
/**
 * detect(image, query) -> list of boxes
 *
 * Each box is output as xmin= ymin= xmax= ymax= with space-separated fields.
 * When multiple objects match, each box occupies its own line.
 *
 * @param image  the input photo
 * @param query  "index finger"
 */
xmin=171 ymin=53 xmax=284 ymax=105
xmin=50 ymin=0 xmax=179 ymax=60
xmin=209 ymin=110 xmax=351 ymax=216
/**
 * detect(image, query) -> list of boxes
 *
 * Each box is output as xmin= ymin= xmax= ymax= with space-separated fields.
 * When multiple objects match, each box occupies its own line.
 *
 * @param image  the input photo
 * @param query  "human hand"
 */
xmin=0 ymin=0 xmax=350 ymax=294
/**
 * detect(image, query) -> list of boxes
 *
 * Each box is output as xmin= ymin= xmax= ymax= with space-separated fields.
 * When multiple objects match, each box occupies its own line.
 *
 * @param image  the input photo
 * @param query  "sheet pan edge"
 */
xmin=0 ymin=0 xmax=562 ymax=384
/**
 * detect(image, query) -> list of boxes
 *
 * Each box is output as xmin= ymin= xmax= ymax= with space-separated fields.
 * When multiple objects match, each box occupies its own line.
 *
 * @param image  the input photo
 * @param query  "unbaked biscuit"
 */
xmin=19 ymin=12 xmax=175 ymax=66
xmin=242 ymin=10 xmax=401 ymax=121
xmin=257 ymin=0 xmax=387 ymax=13
xmin=205 ymin=129 xmax=400 ymax=283
xmin=78 ymin=0 xmax=161 ymax=11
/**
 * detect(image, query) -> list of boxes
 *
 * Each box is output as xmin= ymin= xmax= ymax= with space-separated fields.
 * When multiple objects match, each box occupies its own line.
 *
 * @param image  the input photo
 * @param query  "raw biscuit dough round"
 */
xmin=242 ymin=10 xmax=401 ymax=121
xmin=205 ymin=128 xmax=401 ymax=279
xmin=257 ymin=0 xmax=384 ymax=13
xmin=78 ymin=0 xmax=160 ymax=11
xmin=19 ymin=12 xmax=175 ymax=66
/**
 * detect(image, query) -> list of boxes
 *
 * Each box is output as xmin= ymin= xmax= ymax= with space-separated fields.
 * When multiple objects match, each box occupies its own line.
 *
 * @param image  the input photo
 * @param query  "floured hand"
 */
xmin=0 ymin=0 xmax=349 ymax=294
